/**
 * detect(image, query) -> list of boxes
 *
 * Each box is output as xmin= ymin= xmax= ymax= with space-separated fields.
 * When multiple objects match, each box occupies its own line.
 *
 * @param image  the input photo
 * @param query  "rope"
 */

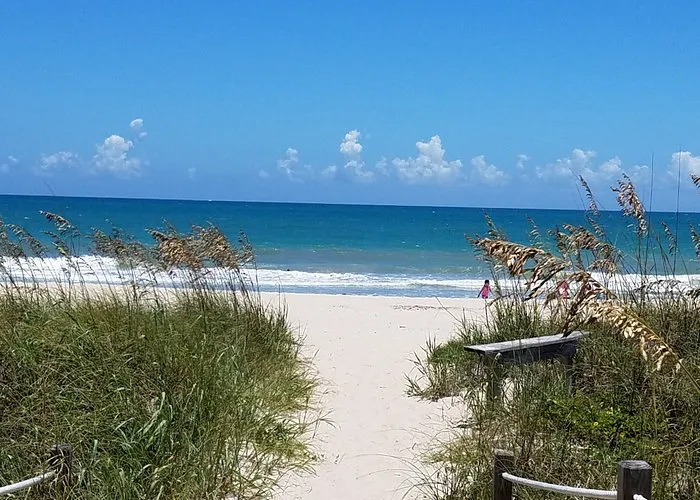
xmin=0 ymin=471 xmax=56 ymax=496
xmin=502 ymin=472 xmax=617 ymax=499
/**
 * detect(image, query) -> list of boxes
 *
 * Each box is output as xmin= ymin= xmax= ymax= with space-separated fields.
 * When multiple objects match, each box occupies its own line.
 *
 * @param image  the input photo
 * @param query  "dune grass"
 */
xmin=0 ymin=218 xmax=319 ymax=499
xmin=408 ymin=175 xmax=700 ymax=499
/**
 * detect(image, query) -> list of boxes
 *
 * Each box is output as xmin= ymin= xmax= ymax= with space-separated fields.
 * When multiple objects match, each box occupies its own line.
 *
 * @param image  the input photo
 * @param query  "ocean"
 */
xmin=0 ymin=195 xmax=699 ymax=297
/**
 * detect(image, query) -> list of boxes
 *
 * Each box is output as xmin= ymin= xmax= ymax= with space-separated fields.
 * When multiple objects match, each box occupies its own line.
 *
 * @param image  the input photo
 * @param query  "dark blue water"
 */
xmin=1 ymin=195 xmax=698 ymax=296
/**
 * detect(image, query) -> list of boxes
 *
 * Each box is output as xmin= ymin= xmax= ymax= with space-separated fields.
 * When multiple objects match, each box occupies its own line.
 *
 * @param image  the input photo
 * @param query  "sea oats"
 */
xmin=612 ymin=174 xmax=648 ymax=235
xmin=579 ymin=175 xmax=599 ymax=216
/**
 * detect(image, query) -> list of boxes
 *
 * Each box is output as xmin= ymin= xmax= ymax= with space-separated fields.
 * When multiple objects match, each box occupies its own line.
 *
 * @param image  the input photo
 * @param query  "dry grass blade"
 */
xmin=40 ymin=211 xmax=77 ymax=234
xmin=586 ymin=214 xmax=607 ymax=241
xmin=661 ymin=221 xmax=678 ymax=255
xmin=612 ymin=174 xmax=648 ymax=234
xmin=690 ymin=226 xmax=700 ymax=259
xmin=527 ymin=216 xmax=544 ymax=248
xmin=91 ymin=228 xmax=156 ymax=266
xmin=0 ymin=218 xmax=27 ymax=258
xmin=483 ymin=213 xmax=507 ymax=240
xmin=582 ymin=299 xmax=682 ymax=372
xmin=560 ymin=224 xmax=619 ymax=274
xmin=148 ymin=229 xmax=203 ymax=270
xmin=579 ymin=175 xmax=599 ymax=216
xmin=471 ymin=237 xmax=570 ymax=298
xmin=191 ymin=225 xmax=253 ymax=269
xmin=554 ymin=271 xmax=609 ymax=334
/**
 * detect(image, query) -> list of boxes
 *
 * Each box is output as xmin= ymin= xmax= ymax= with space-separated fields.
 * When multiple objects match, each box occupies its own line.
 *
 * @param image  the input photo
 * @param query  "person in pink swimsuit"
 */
xmin=478 ymin=279 xmax=491 ymax=299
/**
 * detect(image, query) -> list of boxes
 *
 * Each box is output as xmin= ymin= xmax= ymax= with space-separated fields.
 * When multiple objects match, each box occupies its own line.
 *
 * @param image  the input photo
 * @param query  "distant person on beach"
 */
xmin=557 ymin=279 xmax=570 ymax=299
xmin=478 ymin=279 xmax=491 ymax=299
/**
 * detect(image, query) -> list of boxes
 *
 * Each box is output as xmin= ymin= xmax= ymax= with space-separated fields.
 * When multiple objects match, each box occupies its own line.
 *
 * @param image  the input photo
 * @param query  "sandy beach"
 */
xmin=267 ymin=293 xmax=488 ymax=500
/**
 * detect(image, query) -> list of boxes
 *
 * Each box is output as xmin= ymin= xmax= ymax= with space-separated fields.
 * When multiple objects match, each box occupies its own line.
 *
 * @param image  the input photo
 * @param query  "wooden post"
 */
xmin=617 ymin=460 xmax=652 ymax=500
xmin=48 ymin=444 xmax=73 ymax=487
xmin=492 ymin=449 xmax=514 ymax=500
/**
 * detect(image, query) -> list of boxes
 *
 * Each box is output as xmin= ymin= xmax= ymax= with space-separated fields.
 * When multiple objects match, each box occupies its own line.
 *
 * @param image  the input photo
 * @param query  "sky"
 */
xmin=1 ymin=1 xmax=700 ymax=211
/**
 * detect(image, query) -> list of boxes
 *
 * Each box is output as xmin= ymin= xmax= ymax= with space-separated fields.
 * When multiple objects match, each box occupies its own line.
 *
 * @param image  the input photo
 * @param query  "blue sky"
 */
xmin=1 ymin=1 xmax=700 ymax=211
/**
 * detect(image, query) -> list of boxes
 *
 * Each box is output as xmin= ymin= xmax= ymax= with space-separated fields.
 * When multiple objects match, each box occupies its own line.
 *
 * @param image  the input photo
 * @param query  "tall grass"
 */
xmin=409 ymin=174 xmax=700 ymax=499
xmin=0 ymin=216 xmax=319 ymax=499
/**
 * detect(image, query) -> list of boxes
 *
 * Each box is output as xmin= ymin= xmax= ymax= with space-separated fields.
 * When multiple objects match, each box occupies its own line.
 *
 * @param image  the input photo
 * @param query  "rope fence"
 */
xmin=493 ymin=449 xmax=652 ymax=500
xmin=501 ymin=472 xmax=616 ymax=499
xmin=0 ymin=472 xmax=56 ymax=496
xmin=0 ymin=444 xmax=72 ymax=497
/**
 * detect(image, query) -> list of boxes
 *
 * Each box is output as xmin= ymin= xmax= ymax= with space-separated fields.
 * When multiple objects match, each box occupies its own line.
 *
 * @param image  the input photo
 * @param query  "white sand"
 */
xmin=268 ymin=293 xmax=488 ymax=500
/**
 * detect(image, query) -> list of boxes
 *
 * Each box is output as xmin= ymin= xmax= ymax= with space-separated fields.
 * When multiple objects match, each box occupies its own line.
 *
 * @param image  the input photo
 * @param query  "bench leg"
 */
xmin=562 ymin=355 xmax=575 ymax=394
xmin=486 ymin=359 xmax=504 ymax=406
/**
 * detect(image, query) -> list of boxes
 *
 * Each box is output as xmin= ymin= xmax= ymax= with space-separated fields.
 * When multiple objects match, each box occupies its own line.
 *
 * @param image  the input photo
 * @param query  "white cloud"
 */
xmin=344 ymin=159 xmax=374 ymax=182
xmin=338 ymin=130 xmax=384 ymax=182
xmin=516 ymin=154 xmax=530 ymax=170
xmin=259 ymin=169 xmax=270 ymax=179
xmin=276 ymin=147 xmax=313 ymax=181
xmin=39 ymin=151 xmax=80 ymax=172
xmin=392 ymin=135 xmax=463 ymax=184
xmin=321 ymin=165 xmax=338 ymax=179
xmin=575 ymin=156 xmax=649 ymax=185
xmin=470 ymin=155 xmax=507 ymax=185
xmin=129 ymin=118 xmax=147 ymax=139
xmin=536 ymin=148 xmax=596 ymax=180
xmin=340 ymin=129 xmax=363 ymax=157
xmin=187 ymin=167 xmax=196 ymax=179
xmin=277 ymin=147 xmax=300 ymax=178
xmin=0 ymin=155 xmax=18 ymax=173
xmin=669 ymin=151 xmax=700 ymax=180
xmin=93 ymin=135 xmax=141 ymax=177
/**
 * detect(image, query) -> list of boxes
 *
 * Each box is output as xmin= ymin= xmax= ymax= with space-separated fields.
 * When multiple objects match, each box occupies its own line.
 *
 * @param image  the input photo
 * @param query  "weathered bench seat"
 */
xmin=464 ymin=331 xmax=588 ymax=364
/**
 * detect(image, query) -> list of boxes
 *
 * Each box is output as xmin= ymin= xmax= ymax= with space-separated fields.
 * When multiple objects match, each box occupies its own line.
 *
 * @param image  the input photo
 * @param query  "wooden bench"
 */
xmin=464 ymin=331 xmax=589 ymax=402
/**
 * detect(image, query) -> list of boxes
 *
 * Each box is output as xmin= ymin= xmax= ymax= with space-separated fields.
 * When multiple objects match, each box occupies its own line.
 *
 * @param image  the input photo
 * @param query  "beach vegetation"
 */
xmin=408 ymin=174 xmax=700 ymax=499
xmin=0 ymin=217 xmax=319 ymax=499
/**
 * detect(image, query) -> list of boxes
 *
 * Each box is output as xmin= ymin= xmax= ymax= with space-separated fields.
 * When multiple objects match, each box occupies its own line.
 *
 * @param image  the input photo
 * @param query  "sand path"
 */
xmin=268 ymin=294 xmax=486 ymax=500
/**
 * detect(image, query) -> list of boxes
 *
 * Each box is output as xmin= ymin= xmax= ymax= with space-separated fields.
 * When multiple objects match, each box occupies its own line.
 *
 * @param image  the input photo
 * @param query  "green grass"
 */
xmin=409 ymin=298 xmax=700 ymax=499
xmin=0 ymin=219 xmax=320 ymax=499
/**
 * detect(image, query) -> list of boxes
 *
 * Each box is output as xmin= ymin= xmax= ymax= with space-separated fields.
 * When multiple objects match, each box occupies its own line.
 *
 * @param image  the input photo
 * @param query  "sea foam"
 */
xmin=1 ymin=255 xmax=699 ymax=298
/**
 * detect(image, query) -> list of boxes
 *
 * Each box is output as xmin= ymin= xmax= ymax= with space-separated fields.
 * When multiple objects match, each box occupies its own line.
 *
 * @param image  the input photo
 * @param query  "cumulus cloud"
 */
xmin=277 ymin=147 xmax=300 ymax=177
xmin=129 ymin=118 xmax=147 ymax=139
xmin=340 ymin=130 xmax=363 ymax=157
xmin=669 ymin=151 xmax=700 ymax=179
xmin=276 ymin=147 xmax=312 ymax=181
xmin=39 ymin=151 xmax=80 ymax=172
xmin=470 ymin=155 xmax=507 ymax=185
xmin=392 ymin=135 xmax=463 ymax=184
xmin=535 ymin=149 xmax=596 ymax=180
xmin=93 ymin=135 xmax=141 ymax=177
xmin=338 ymin=129 xmax=380 ymax=181
xmin=344 ymin=160 xmax=375 ymax=181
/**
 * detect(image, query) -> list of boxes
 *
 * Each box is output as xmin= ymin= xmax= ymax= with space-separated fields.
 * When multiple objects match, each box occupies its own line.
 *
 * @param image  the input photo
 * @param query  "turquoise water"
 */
xmin=0 ymin=195 xmax=699 ymax=296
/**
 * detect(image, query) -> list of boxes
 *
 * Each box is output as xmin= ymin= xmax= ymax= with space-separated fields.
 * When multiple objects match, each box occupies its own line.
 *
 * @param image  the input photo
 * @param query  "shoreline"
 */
xmin=2 ymin=255 xmax=700 ymax=301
